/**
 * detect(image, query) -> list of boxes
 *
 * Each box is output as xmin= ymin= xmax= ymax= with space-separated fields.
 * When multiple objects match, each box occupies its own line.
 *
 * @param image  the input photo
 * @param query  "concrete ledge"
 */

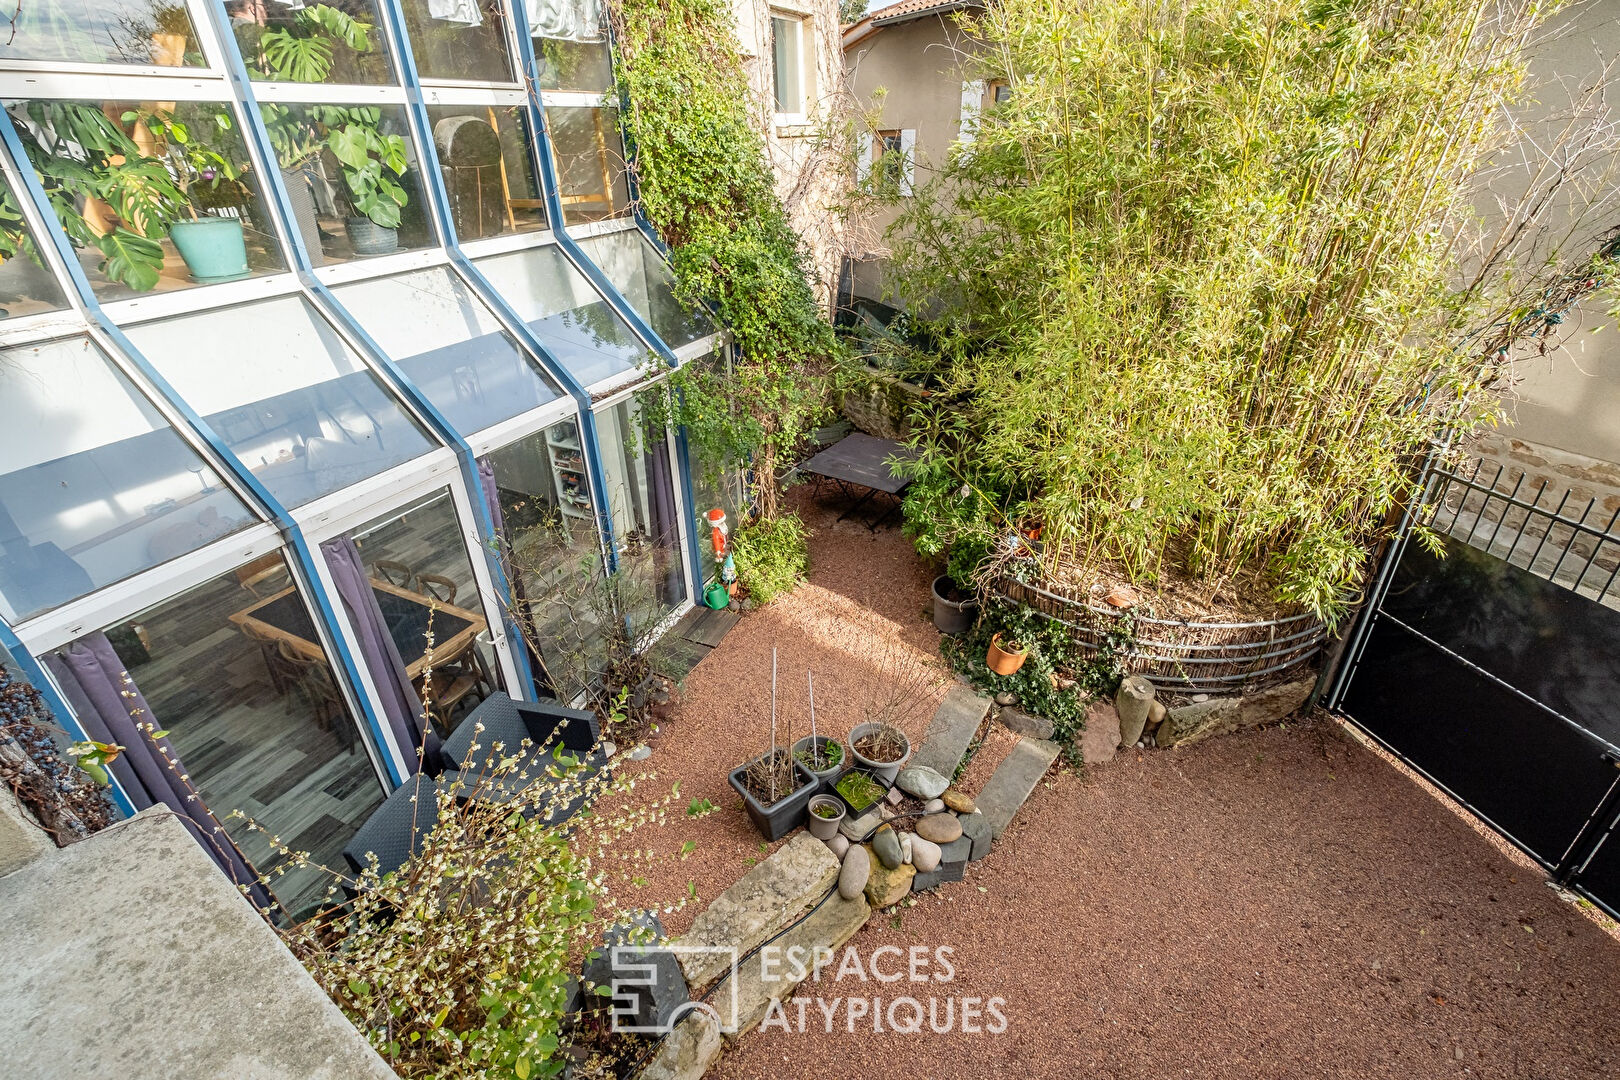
xmin=0 ymin=808 xmax=395 ymax=1080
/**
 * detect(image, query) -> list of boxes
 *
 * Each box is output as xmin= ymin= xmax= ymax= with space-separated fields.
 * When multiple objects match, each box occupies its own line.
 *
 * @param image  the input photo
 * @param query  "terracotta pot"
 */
xmin=986 ymin=633 xmax=1029 ymax=676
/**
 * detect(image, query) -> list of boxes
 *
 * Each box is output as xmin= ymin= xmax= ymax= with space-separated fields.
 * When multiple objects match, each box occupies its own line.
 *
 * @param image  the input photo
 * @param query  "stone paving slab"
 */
xmin=674 ymin=832 xmax=838 ymax=987
xmin=977 ymin=737 xmax=1060 ymax=837
xmin=724 ymin=892 xmax=871 ymax=1039
xmin=911 ymin=684 xmax=992 ymax=779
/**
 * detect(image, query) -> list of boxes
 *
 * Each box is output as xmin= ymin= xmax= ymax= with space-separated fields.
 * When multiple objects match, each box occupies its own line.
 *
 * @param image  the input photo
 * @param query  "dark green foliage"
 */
xmin=731 ymin=513 xmax=810 ymax=605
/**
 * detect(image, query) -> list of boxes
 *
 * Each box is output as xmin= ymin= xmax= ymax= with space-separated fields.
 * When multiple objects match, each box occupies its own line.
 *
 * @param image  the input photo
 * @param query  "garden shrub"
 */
xmin=731 ymin=513 xmax=810 ymax=605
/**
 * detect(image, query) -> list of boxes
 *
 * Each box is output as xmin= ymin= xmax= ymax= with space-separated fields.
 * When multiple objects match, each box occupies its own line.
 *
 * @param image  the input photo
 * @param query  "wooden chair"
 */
xmin=415 ymin=573 xmax=458 ymax=605
xmin=280 ymin=640 xmax=353 ymax=753
xmin=235 ymin=552 xmax=285 ymax=598
xmin=372 ymin=559 xmax=416 ymax=588
xmin=243 ymin=622 xmax=296 ymax=700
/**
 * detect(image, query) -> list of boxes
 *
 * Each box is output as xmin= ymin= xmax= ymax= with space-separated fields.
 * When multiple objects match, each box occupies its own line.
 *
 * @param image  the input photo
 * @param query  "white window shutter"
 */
xmin=958 ymin=80 xmax=982 ymax=146
xmin=900 ymin=129 xmax=916 ymax=195
xmin=857 ymin=132 xmax=873 ymax=184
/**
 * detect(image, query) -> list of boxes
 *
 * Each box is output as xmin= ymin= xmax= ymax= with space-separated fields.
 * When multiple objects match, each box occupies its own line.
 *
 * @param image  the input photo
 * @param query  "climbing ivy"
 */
xmin=611 ymin=0 xmax=840 ymax=520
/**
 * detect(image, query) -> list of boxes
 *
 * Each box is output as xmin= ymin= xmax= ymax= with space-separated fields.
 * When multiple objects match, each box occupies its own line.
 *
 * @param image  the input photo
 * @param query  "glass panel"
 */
xmin=475 ymin=244 xmax=653 ymax=387
xmin=771 ymin=15 xmax=801 ymax=113
xmin=0 ymin=0 xmax=204 ymax=67
xmin=426 ymin=103 xmax=547 ymax=239
xmin=62 ymin=556 xmax=385 ymax=919
xmin=333 ymin=266 xmax=562 ymax=436
xmin=124 ymin=295 xmax=437 ymax=507
xmin=596 ymin=396 xmax=686 ymax=622
xmin=529 ymin=0 xmax=612 ymax=91
xmin=228 ymin=0 xmax=393 ymax=85
xmin=685 ymin=356 xmax=747 ymax=584
xmin=261 ymin=103 xmax=434 ymax=265
xmin=485 ymin=418 xmax=604 ymax=701
xmin=7 ymin=98 xmax=287 ymax=301
xmin=576 ymin=230 xmax=715 ymax=348
xmin=0 ymin=336 xmax=255 ymax=624
xmin=400 ymin=0 xmax=515 ymax=83
xmin=0 ymin=171 xmax=70 ymax=319
xmin=544 ymin=106 xmax=629 ymax=226
xmin=346 ymin=488 xmax=502 ymax=734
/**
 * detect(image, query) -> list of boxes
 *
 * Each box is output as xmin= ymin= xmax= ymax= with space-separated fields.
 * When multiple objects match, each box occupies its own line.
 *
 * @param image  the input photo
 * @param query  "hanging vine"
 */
xmin=611 ymin=0 xmax=840 ymax=522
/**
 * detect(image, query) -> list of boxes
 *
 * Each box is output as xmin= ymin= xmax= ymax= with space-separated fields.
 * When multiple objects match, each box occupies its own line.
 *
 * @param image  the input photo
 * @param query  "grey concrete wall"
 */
xmin=0 ymin=808 xmax=396 ymax=1080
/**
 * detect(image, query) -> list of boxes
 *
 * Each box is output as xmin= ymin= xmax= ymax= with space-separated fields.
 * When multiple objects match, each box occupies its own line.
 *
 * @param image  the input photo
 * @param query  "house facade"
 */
xmin=0 ymin=0 xmax=732 ymax=918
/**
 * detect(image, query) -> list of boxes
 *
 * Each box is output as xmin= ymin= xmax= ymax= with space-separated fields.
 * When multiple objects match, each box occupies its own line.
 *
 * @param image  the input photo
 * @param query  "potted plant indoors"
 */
xmin=147 ymin=106 xmax=255 ymax=283
xmin=931 ymin=574 xmax=978 ymax=634
xmin=805 ymin=794 xmax=845 ymax=841
xmin=727 ymin=650 xmax=817 ymax=841
xmin=327 ymin=105 xmax=410 ymax=256
xmin=987 ymin=632 xmax=1030 ymax=676
xmin=848 ymin=721 xmax=912 ymax=784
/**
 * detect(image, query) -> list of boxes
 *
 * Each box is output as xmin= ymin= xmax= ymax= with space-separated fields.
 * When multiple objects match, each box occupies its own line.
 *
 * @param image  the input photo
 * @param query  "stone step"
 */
xmin=672 ymin=832 xmax=839 ymax=988
xmin=976 ymin=737 xmax=1060 ymax=837
xmin=910 ymin=684 xmax=992 ymax=780
xmin=725 ymin=892 xmax=871 ymax=1039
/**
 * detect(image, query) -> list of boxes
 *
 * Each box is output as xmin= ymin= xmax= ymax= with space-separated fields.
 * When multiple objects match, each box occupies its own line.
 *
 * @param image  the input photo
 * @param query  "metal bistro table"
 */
xmin=799 ymin=432 xmax=916 ymax=531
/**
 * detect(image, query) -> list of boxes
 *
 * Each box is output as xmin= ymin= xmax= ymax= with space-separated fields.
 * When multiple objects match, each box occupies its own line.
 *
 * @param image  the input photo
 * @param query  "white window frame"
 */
xmin=769 ymin=11 xmax=808 ymax=124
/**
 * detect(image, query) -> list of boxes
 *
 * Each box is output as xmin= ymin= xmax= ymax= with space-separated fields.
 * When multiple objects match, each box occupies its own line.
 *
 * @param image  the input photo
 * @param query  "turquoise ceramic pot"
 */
xmin=169 ymin=217 xmax=250 ymax=283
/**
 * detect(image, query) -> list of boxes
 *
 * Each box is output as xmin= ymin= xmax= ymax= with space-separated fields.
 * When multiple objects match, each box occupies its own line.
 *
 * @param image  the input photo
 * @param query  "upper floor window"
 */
xmin=985 ymin=79 xmax=1011 ymax=107
xmin=227 ymin=0 xmax=394 ymax=86
xmin=399 ymin=0 xmax=516 ymax=84
xmin=0 ymin=0 xmax=205 ymax=67
xmin=771 ymin=13 xmax=807 ymax=118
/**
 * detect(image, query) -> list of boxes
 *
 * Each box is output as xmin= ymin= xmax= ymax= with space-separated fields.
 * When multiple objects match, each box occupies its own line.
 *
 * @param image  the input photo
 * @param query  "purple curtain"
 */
xmin=320 ymin=536 xmax=442 ymax=774
xmin=477 ymin=455 xmax=504 ymax=533
xmin=45 ymin=634 xmax=272 ymax=909
xmin=647 ymin=437 xmax=683 ymax=606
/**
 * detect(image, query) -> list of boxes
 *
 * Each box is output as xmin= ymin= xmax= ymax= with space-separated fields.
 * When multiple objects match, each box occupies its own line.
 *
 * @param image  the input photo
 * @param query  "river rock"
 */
xmin=872 ymin=825 xmax=904 ymax=869
xmin=864 ymin=860 xmax=916 ymax=908
xmin=915 ymin=813 xmax=963 ymax=844
xmin=896 ymin=765 xmax=950 ymax=801
xmin=901 ymin=832 xmax=914 ymax=864
xmin=911 ymin=836 xmax=942 ymax=873
xmin=923 ymin=798 xmax=945 ymax=814
xmin=940 ymin=788 xmax=975 ymax=814
xmin=838 ymin=844 xmax=871 ymax=900
xmin=826 ymin=834 xmax=849 ymax=859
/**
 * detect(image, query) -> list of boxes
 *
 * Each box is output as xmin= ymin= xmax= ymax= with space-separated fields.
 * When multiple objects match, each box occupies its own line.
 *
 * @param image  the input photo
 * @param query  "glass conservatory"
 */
xmin=0 ymin=0 xmax=727 ymax=917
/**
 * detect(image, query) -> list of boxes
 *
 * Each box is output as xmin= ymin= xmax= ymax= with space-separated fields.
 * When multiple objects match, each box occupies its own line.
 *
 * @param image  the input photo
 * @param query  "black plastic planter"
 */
xmin=830 ymin=766 xmax=894 ymax=818
xmin=932 ymin=575 xmax=979 ymax=635
xmin=728 ymin=755 xmax=818 ymax=842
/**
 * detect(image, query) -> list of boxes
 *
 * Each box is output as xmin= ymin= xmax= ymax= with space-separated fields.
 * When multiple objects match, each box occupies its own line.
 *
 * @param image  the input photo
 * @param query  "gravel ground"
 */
xmin=627 ymin=486 xmax=1620 ymax=1078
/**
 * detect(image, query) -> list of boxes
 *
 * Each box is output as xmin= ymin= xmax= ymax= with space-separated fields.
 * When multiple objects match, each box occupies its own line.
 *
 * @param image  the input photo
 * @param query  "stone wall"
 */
xmin=1457 ymin=432 xmax=1620 ymax=579
xmin=838 ymin=367 xmax=925 ymax=439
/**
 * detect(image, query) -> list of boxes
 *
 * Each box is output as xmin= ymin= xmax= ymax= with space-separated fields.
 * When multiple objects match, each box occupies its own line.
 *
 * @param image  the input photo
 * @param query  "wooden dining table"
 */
xmin=229 ymin=578 xmax=488 ymax=679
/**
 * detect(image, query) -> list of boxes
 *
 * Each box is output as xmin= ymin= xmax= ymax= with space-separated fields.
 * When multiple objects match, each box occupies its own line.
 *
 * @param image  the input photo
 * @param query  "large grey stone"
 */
xmin=959 ymin=811 xmax=993 ymax=861
xmin=999 ymin=708 xmax=1054 ymax=740
xmin=675 ymin=832 xmax=838 ymax=987
xmin=840 ymin=805 xmax=884 ymax=842
xmin=838 ymin=844 xmax=871 ymax=900
xmin=936 ymin=858 xmax=966 ymax=884
xmin=725 ymin=893 xmax=871 ymax=1038
xmin=640 ymin=1007 xmax=721 ymax=1080
xmin=0 ymin=809 xmax=396 ymax=1080
xmin=896 ymin=764 xmax=950 ymax=800
xmin=911 ymin=868 xmax=942 ymax=892
xmin=911 ymin=684 xmax=991 ymax=779
xmin=938 ymin=835 xmax=972 ymax=864
xmin=1116 ymin=676 xmax=1156 ymax=747
xmin=872 ymin=826 xmax=904 ymax=869
xmin=977 ymin=737 xmax=1060 ymax=837
xmin=1157 ymin=676 xmax=1314 ymax=748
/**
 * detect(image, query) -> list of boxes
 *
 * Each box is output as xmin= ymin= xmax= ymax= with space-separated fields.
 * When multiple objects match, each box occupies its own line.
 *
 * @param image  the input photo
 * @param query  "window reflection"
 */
xmin=475 ymin=245 xmax=654 ymax=388
xmin=597 ymin=395 xmax=686 ymax=619
xmin=261 ymin=103 xmax=434 ymax=264
xmin=0 ymin=336 xmax=254 ymax=624
xmin=6 ymin=98 xmax=287 ymax=300
xmin=530 ymin=0 xmax=612 ymax=91
xmin=0 ymin=172 xmax=69 ymax=320
xmin=545 ymin=106 xmax=630 ymax=226
xmin=426 ymin=104 xmax=547 ymax=239
xmin=400 ymin=0 xmax=515 ymax=83
xmin=125 ymin=296 xmax=437 ymax=507
xmin=575 ymin=229 xmax=715 ymax=348
xmin=0 ymin=0 xmax=204 ymax=67
xmin=334 ymin=266 xmax=562 ymax=436
xmin=227 ymin=0 xmax=393 ymax=85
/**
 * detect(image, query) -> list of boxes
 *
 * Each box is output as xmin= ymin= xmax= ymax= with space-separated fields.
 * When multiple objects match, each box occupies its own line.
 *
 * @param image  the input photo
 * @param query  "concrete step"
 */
xmin=976 ymin=737 xmax=1060 ymax=837
xmin=673 ymin=832 xmax=839 ymax=988
xmin=910 ymin=684 xmax=992 ymax=780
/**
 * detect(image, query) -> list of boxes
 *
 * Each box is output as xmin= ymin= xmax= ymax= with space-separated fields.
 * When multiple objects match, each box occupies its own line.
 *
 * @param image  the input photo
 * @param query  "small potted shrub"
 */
xmin=848 ymin=721 xmax=911 ymax=784
xmin=791 ymin=734 xmax=843 ymax=791
xmin=986 ymin=632 xmax=1030 ymax=676
xmin=832 ymin=767 xmax=891 ymax=817
xmin=726 ymin=650 xmax=817 ymax=841
xmin=805 ymin=794 xmax=845 ymax=840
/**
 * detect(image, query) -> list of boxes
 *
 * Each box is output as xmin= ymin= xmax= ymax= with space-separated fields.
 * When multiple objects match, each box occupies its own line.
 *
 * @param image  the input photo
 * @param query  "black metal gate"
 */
xmin=1328 ymin=451 xmax=1620 ymax=918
